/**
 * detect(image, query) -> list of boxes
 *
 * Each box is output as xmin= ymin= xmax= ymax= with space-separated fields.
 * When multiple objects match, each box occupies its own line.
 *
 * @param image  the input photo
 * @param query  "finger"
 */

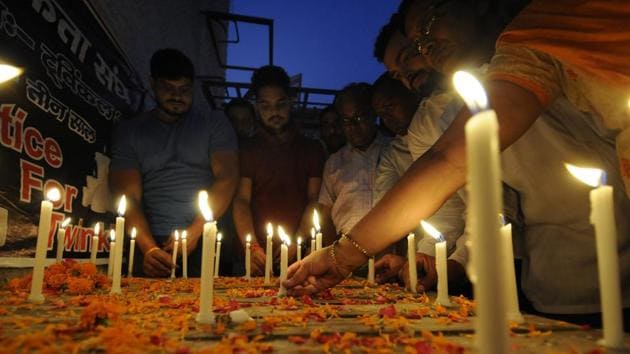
xmin=376 ymin=268 xmax=398 ymax=284
xmin=148 ymin=256 xmax=171 ymax=274
xmin=374 ymin=257 xmax=389 ymax=270
xmin=283 ymin=261 xmax=309 ymax=288
xmin=287 ymin=282 xmax=319 ymax=296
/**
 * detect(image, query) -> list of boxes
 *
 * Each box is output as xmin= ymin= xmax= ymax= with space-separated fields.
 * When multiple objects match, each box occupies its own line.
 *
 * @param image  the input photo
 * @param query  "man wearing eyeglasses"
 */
xmin=110 ymin=49 xmax=239 ymax=278
xmin=233 ymin=65 xmax=325 ymax=276
xmin=317 ymin=83 xmax=391 ymax=245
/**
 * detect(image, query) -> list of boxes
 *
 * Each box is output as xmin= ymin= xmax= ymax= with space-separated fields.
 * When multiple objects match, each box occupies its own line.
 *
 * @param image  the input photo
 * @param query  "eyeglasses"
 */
xmin=413 ymin=0 xmax=452 ymax=56
xmin=342 ymin=115 xmax=368 ymax=126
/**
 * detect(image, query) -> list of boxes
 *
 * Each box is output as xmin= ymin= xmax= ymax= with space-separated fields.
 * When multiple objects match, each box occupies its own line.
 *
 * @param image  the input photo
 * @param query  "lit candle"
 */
xmin=367 ymin=257 xmax=375 ymax=284
xmin=566 ymin=164 xmax=623 ymax=348
xmin=111 ymin=196 xmax=126 ymax=294
xmin=297 ymin=236 xmax=302 ymax=261
xmin=265 ymin=222 xmax=273 ymax=285
xmin=128 ymin=227 xmax=136 ymax=277
xmin=91 ymin=223 xmax=100 ymax=264
xmin=421 ymin=220 xmax=451 ymax=306
xmin=278 ymin=226 xmax=290 ymax=297
xmin=214 ymin=232 xmax=222 ymax=278
xmin=313 ymin=210 xmax=322 ymax=250
xmin=310 ymin=228 xmax=316 ymax=255
xmin=454 ymin=70 xmax=507 ymax=354
xmin=406 ymin=233 xmax=417 ymax=293
xmin=499 ymin=216 xmax=523 ymax=323
xmin=55 ymin=218 xmax=71 ymax=263
xmin=245 ymin=234 xmax=251 ymax=280
xmin=182 ymin=231 xmax=188 ymax=279
xmin=170 ymin=230 xmax=180 ymax=279
xmin=28 ymin=188 xmax=60 ymax=303
xmin=0 ymin=207 xmax=8 ymax=247
xmin=107 ymin=230 xmax=116 ymax=279
xmin=196 ymin=191 xmax=216 ymax=324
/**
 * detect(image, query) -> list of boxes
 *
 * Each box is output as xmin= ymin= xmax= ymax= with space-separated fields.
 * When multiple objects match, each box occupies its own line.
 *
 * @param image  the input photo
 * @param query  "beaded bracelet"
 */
xmin=340 ymin=233 xmax=372 ymax=258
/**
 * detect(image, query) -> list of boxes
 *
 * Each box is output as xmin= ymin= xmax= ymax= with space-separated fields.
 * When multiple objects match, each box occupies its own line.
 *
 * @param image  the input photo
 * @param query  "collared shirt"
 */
xmin=110 ymin=108 xmax=238 ymax=238
xmin=319 ymin=134 xmax=391 ymax=234
xmin=373 ymin=135 xmax=413 ymax=205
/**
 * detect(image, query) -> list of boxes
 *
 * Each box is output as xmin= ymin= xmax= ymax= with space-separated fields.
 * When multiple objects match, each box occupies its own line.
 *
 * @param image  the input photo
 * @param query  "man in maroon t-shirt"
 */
xmin=233 ymin=65 xmax=325 ymax=276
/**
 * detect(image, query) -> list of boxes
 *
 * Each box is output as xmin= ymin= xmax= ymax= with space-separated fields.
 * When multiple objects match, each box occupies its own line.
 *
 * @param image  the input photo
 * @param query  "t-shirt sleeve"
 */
xmin=307 ymin=140 xmax=325 ymax=178
xmin=486 ymin=45 xmax=562 ymax=109
xmin=109 ymin=120 xmax=140 ymax=171
xmin=209 ymin=112 xmax=238 ymax=153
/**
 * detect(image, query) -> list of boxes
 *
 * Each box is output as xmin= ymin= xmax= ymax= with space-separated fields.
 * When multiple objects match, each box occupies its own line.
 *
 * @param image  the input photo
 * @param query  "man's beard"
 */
xmin=158 ymin=100 xmax=191 ymax=117
xmin=261 ymin=116 xmax=291 ymax=135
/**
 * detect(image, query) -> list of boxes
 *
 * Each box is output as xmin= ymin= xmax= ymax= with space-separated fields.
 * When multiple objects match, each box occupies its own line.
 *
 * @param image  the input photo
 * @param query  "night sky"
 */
xmin=226 ymin=0 xmax=399 ymax=99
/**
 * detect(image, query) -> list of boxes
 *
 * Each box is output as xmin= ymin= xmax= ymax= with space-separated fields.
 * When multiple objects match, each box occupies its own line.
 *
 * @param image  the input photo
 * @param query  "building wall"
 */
xmin=87 ymin=0 xmax=230 ymax=110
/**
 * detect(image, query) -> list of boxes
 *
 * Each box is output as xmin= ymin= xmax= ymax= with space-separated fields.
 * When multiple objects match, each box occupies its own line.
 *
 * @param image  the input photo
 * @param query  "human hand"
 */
xmin=374 ymin=254 xmax=406 ymax=284
xmin=251 ymin=246 xmax=266 ymax=276
xmin=398 ymin=253 xmax=437 ymax=293
xmin=283 ymin=247 xmax=353 ymax=296
xmin=142 ymin=247 xmax=175 ymax=278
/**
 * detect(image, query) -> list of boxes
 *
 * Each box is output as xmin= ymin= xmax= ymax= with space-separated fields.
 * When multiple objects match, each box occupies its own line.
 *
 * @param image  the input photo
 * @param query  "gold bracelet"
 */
xmin=144 ymin=246 xmax=160 ymax=257
xmin=340 ymin=233 xmax=372 ymax=258
xmin=328 ymin=240 xmax=348 ymax=277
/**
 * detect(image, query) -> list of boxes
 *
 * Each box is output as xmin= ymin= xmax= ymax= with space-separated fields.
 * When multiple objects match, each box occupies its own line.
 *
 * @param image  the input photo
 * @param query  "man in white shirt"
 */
xmin=318 ymin=83 xmax=391 ymax=242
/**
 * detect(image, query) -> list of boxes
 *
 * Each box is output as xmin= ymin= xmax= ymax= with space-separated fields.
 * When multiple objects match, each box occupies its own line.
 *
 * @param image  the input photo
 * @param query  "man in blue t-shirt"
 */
xmin=110 ymin=49 xmax=238 ymax=277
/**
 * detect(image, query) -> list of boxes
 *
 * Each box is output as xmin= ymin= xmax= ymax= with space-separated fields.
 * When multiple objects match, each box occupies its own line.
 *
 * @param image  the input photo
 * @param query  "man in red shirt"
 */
xmin=233 ymin=65 xmax=325 ymax=276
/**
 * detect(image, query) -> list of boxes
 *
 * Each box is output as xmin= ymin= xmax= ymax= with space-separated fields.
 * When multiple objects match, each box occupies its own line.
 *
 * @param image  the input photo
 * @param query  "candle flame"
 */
xmin=311 ymin=228 xmax=315 ymax=239
xmin=94 ymin=222 xmax=100 ymax=235
xmin=131 ymin=227 xmax=137 ymax=239
xmin=174 ymin=230 xmax=180 ymax=241
xmin=297 ymin=236 xmax=302 ymax=244
xmin=61 ymin=218 xmax=71 ymax=228
xmin=0 ymin=64 xmax=22 ymax=83
xmin=498 ymin=213 xmax=507 ymax=226
xmin=198 ymin=191 xmax=213 ymax=221
xmin=246 ymin=234 xmax=251 ymax=243
xmin=286 ymin=237 xmax=291 ymax=246
xmin=277 ymin=225 xmax=286 ymax=241
xmin=420 ymin=220 xmax=445 ymax=242
xmin=452 ymin=70 xmax=488 ymax=113
xmin=117 ymin=195 xmax=127 ymax=216
xmin=266 ymin=222 xmax=273 ymax=236
xmin=217 ymin=232 xmax=223 ymax=242
xmin=181 ymin=230 xmax=187 ymax=240
xmin=110 ymin=229 xmax=115 ymax=242
xmin=46 ymin=187 xmax=61 ymax=202
xmin=312 ymin=210 xmax=321 ymax=231
xmin=565 ymin=163 xmax=605 ymax=187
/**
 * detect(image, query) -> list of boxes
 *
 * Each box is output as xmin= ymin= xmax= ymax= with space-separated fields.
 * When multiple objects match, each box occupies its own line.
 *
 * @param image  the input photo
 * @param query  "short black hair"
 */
xmin=224 ymin=97 xmax=255 ymax=118
xmin=250 ymin=65 xmax=291 ymax=97
xmin=150 ymin=48 xmax=194 ymax=80
xmin=397 ymin=0 xmax=416 ymax=19
xmin=334 ymin=82 xmax=375 ymax=117
xmin=374 ymin=13 xmax=404 ymax=63
xmin=372 ymin=72 xmax=417 ymax=100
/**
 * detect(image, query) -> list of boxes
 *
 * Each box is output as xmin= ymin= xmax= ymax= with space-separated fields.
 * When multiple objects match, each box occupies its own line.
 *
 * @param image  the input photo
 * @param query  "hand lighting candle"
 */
xmin=421 ymin=220 xmax=451 ymax=306
xmin=55 ymin=218 xmax=71 ymax=263
xmin=128 ymin=227 xmax=136 ymax=277
xmin=90 ymin=223 xmax=100 ymax=264
xmin=196 ymin=191 xmax=216 ymax=324
xmin=29 ymin=188 xmax=61 ymax=303
xmin=111 ymin=196 xmax=126 ymax=294
xmin=566 ymin=164 xmax=623 ymax=348
xmin=181 ymin=231 xmax=188 ymax=279
xmin=170 ymin=230 xmax=180 ymax=279
xmin=453 ymin=70 xmax=506 ymax=354
xmin=214 ymin=232 xmax=222 ymax=278
xmin=313 ymin=210 xmax=322 ymax=251
xmin=406 ymin=233 xmax=417 ymax=294
xmin=277 ymin=226 xmax=290 ymax=297
xmin=245 ymin=234 xmax=251 ymax=280
xmin=265 ymin=222 xmax=273 ymax=285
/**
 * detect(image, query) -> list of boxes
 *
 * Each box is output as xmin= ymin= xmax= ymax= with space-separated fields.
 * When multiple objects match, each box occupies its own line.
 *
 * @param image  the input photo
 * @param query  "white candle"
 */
xmin=196 ymin=191 xmax=216 ymax=324
xmin=500 ymin=220 xmax=523 ymax=323
xmin=181 ymin=231 xmax=188 ymax=279
xmin=454 ymin=71 xmax=507 ymax=354
xmin=111 ymin=196 xmax=126 ymax=294
xmin=566 ymin=164 xmax=624 ymax=348
xmin=265 ymin=222 xmax=273 ymax=285
xmin=278 ymin=226 xmax=289 ymax=297
xmin=28 ymin=188 xmax=60 ymax=303
xmin=310 ymin=228 xmax=316 ymax=255
xmin=107 ymin=230 xmax=116 ymax=279
xmin=214 ymin=232 xmax=222 ymax=278
xmin=367 ymin=257 xmax=375 ymax=284
xmin=313 ymin=210 xmax=322 ymax=250
xmin=91 ymin=223 xmax=100 ymax=264
xmin=297 ymin=236 xmax=302 ymax=261
xmin=55 ymin=218 xmax=71 ymax=263
xmin=128 ymin=227 xmax=136 ymax=277
xmin=0 ymin=207 xmax=8 ymax=247
xmin=245 ymin=234 xmax=251 ymax=280
xmin=407 ymin=233 xmax=418 ymax=294
xmin=170 ymin=230 xmax=180 ymax=279
xmin=421 ymin=220 xmax=451 ymax=306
